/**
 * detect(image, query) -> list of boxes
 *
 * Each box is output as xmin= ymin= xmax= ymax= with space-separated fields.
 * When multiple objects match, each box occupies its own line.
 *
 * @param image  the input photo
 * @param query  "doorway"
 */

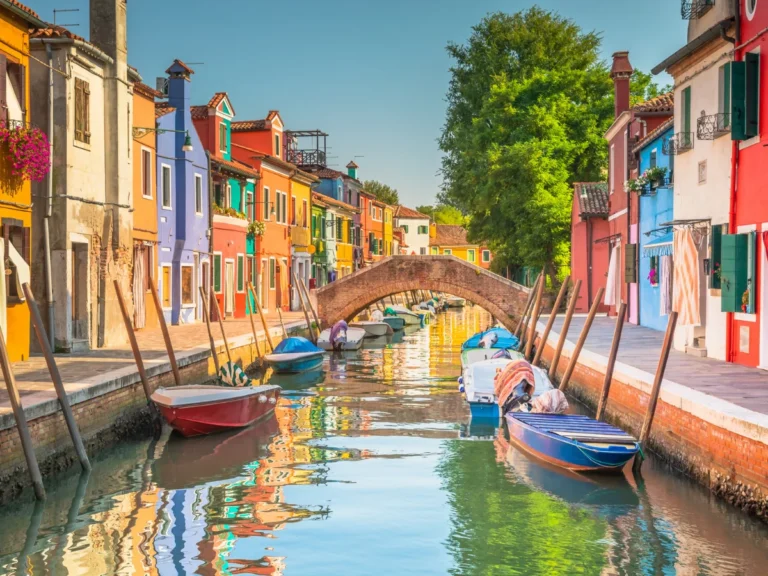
xmin=201 ymin=259 xmax=210 ymax=319
xmin=225 ymin=260 xmax=235 ymax=316
xmin=71 ymin=242 xmax=88 ymax=342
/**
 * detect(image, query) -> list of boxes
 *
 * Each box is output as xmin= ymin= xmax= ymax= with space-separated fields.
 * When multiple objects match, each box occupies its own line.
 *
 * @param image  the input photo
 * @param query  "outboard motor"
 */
xmin=494 ymin=358 xmax=536 ymax=415
xmin=329 ymin=320 xmax=349 ymax=350
xmin=501 ymin=381 xmax=532 ymax=413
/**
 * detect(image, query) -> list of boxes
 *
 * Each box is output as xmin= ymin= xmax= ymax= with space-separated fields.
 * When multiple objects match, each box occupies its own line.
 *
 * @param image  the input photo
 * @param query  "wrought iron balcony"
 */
xmin=663 ymin=133 xmax=694 ymax=155
xmin=697 ymin=112 xmax=730 ymax=140
xmin=285 ymin=148 xmax=327 ymax=169
xmin=640 ymin=174 xmax=674 ymax=196
xmin=681 ymin=0 xmax=714 ymax=19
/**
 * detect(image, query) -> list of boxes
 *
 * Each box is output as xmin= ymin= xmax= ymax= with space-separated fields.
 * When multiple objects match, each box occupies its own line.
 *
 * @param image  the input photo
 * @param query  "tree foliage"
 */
xmin=416 ymin=204 xmax=466 ymax=225
xmin=363 ymin=180 xmax=400 ymax=206
xmin=439 ymin=8 xmax=615 ymax=282
xmin=630 ymin=70 xmax=672 ymax=107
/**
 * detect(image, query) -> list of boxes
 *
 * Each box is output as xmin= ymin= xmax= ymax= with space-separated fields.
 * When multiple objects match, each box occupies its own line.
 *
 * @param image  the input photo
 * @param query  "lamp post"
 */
xmin=133 ymin=127 xmax=194 ymax=152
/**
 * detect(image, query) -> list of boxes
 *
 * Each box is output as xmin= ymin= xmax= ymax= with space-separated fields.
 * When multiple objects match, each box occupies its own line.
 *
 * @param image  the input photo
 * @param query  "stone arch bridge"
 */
xmin=315 ymin=256 xmax=531 ymax=333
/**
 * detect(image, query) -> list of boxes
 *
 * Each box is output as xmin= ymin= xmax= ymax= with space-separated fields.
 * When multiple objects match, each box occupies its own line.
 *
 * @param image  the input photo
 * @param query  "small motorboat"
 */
xmin=505 ymin=412 xmax=639 ymax=472
xmin=445 ymin=296 xmax=466 ymax=308
xmin=390 ymin=305 xmax=422 ymax=326
xmin=151 ymin=384 xmax=281 ymax=438
xmin=264 ymin=336 xmax=324 ymax=373
xmin=350 ymin=321 xmax=393 ymax=337
xmin=382 ymin=315 xmax=405 ymax=331
xmin=318 ymin=320 xmax=366 ymax=351
xmin=460 ymin=327 xmax=520 ymax=368
xmin=411 ymin=307 xmax=431 ymax=325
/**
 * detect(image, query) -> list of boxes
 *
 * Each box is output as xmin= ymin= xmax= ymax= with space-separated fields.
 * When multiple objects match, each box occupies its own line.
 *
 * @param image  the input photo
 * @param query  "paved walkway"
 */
xmin=0 ymin=311 xmax=307 ymax=419
xmin=549 ymin=315 xmax=768 ymax=416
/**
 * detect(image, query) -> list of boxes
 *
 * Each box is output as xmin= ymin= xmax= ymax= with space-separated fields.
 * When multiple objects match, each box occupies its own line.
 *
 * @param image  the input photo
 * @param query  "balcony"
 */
xmin=285 ymin=148 xmax=327 ymax=169
xmin=697 ymin=112 xmax=730 ymax=140
xmin=681 ymin=0 xmax=714 ymax=19
xmin=662 ymin=133 xmax=694 ymax=155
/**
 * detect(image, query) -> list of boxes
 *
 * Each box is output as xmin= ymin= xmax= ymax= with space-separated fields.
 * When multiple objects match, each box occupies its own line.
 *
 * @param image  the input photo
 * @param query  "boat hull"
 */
xmin=350 ymin=321 xmax=391 ymax=337
xmin=382 ymin=316 xmax=405 ymax=331
xmin=397 ymin=312 xmax=422 ymax=326
xmin=317 ymin=327 xmax=366 ymax=350
xmin=505 ymin=413 xmax=638 ymax=472
xmin=153 ymin=385 xmax=281 ymax=438
xmin=265 ymin=352 xmax=324 ymax=373
xmin=468 ymin=401 xmax=500 ymax=420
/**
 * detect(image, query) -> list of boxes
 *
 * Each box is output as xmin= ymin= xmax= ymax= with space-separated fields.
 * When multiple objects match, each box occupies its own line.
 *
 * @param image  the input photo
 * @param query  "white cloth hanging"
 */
xmin=660 ymin=255 xmax=673 ymax=316
xmin=673 ymin=229 xmax=701 ymax=326
xmin=0 ymin=242 xmax=7 ymax=340
xmin=8 ymin=242 xmax=29 ymax=301
xmin=604 ymin=244 xmax=619 ymax=306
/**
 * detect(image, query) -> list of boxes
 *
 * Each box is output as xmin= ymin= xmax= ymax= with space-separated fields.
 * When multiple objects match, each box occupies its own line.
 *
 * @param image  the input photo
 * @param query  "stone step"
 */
xmin=685 ymin=345 xmax=708 ymax=358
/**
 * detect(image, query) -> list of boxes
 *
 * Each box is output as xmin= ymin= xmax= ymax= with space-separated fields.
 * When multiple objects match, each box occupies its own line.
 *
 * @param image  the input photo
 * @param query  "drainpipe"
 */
xmin=726 ymin=1 xmax=741 ymax=363
xmin=44 ymin=42 xmax=55 ymax=349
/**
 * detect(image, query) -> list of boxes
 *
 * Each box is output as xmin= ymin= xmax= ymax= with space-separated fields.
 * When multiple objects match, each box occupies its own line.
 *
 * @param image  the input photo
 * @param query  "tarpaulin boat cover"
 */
xmin=274 ymin=336 xmax=323 ymax=354
xmin=479 ymin=332 xmax=498 ymax=348
xmin=384 ymin=307 xmax=397 ymax=316
xmin=494 ymin=358 xmax=535 ymax=412
xmin=529 ymin=389 xmax=569 ymax=414
xmin=462 ymin=328 xmax=519 ymax=351
xmin=217 ymin=362 xmax=251 ymax=387
xmin=330 ymin=320 xmax=348 ymax=345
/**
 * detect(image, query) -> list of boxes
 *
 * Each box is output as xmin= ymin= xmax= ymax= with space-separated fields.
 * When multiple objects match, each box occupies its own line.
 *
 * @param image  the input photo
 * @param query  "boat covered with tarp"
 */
xmin=318 ymin=320 xmax=366 ymax=351
xmin=264 ymin=336 xmax=325 ymax=373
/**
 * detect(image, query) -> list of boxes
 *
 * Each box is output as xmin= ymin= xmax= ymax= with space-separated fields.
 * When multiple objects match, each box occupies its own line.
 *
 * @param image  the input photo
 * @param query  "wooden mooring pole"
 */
xmin=249 ymin=281 xmax=275 ymax=352
xmin=595 ymin=302 xmax=627 ymax=421
xmin=148 ymin=276 xmax=181 ymax=387
xmin=294 ymin=272 xmax=316 ymax=344
xmin=633 ymin=311 xmax=678 ymax=474
xmin=276 ymin=305 xmax=288 ymax=340
xmin=246 ymin=291 xmax=263 ymax=359
xmin=114 ymin=280 xmax=154 ymax=403
xmin=558 ymin=286 xmax=604 ymax=393
xmin=525 ymin=276 xmax=545 ymax=360
xmin=210 ymin=290 xmax=232 ymax=365
xmin=515 ymin=273 xmax=541 ymax=338
xmin=199 ymin=286 xmax=221 ymax=373
xmin=548 ymin=279 xmax=581 ymax=381
xmin=0 ymin=325 xmax=45 ymax=500
xmin=532 ymin=276 xmax=570 ymax=367
xmin=24 ymin=283 xmax=90 ymax=472
xmin=300 ymin=279 xmax=322 ymax=334
xmin=517 ymin=275 xmax=542 ymax=348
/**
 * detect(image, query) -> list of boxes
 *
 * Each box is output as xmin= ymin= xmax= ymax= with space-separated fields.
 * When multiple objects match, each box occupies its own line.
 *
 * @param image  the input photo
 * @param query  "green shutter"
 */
xmin=746 ymin=53 xmax=759 ymax=138
xmin=624 ymin=243 xmax=637 ymax=283
xmin=237 ymin=256 xmax=244 ymax=292
xmin=312 ymin=214 xmax=317 ymax=238
xmin=721 ymin=233 xmax=749 ymax=312
xmin=683 ymin=86 xmax=691 ymax=134
xmin=732 ymin=61 xmax=747 ymax=140
xmin=214 ymin=254 xmax=221 ymax=292
xmin=709 ymin=224 xmax=723 ymax=289
xmin=723 ymin=63 xmax=731 ymax=128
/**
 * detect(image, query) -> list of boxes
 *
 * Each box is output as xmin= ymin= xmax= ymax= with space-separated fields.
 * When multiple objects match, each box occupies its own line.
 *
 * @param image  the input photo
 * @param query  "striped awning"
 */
xmin=643 ymin=232 xmax=674 ymax=257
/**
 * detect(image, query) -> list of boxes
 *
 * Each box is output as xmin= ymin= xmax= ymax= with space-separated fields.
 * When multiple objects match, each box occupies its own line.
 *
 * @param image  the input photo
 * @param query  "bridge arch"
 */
xmin=315 ymin=256 xmax=530 ymax=333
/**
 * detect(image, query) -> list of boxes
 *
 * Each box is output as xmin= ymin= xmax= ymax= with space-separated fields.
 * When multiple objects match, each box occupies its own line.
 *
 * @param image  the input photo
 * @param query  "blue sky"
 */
xmin=32 ymin=0 xmax=687 ymax=207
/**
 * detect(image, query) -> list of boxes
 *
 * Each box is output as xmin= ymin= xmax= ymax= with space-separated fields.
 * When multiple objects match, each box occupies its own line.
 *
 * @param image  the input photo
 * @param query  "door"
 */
xmin=225 ymin=261 xmax=235 ymax=315
xmin=276 ymin=262 xmax=282 ymax=309
xmin=202 ymin=260 xmax=210 ymax=318
xmin=194 ymin=253 xmax=200 ymax=320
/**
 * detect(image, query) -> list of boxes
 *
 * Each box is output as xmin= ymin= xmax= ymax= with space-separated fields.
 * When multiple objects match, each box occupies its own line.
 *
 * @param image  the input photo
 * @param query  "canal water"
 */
xmin=1 ymin=307 xmax=767 ymax=575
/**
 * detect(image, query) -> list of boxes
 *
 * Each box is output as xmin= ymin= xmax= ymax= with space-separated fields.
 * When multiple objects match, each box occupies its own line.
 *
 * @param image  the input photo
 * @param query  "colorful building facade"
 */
xmin=394 ymin=206 xmax=430 ymax=255
xmin=429 ymin=224 xmax=491 ymax=268
xmin=383 ymin=205 xmax=394 ymax=256
xmin=570 ymin=183 xmax=610 ymax=314
xmin=311 ymin=197 xmax=330 ymax=287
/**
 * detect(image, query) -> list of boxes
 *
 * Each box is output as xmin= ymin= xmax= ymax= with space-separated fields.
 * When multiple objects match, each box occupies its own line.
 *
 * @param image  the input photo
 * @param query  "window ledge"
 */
xmin=734 ymin=312 xmax=757 ymax=323
xmin=739 ymin=135 xmax=761 ymax=150
xmin=181 ymin=303 xmax=196 ymax=309
xmin=142 ymin=195 xmax=153 ymax=200
xmin=73 ymin=140 xmax=91 ymax=151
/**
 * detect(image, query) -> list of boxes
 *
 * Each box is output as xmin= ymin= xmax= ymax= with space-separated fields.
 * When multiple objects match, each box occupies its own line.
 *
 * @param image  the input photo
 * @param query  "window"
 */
xmin=482 ymin=250 xmax=491 ymax=263
xmin=219 ymin=122 xmax=227 ymax=152
xmin=214 ymin=183 xmax=222 ymax=206
xmin=3 ymin=221 xmax=30 ymax=301
xmin=263 ymin=187 xmax=270 ymax=220
xmin=291 ymin=195 xmax=297 ymax=226
xmin=336 ymin=218 xmax=343 ymax=241
xmin=237 ymin=254 xmax=244 ymax=292
xmin=609 ymin=144 xmax=615 ymax=194
xmin=312 ymin=214 xmax=318 ymax=238
xmin=141 ymin=149 xmax=152 ymax=198
xmin=213 ymin=254 xmax=222 ymax=292
xmin=402 ymin=225 xmax=409 ymax=234
xmin=226 ymin=184 xmax=232 ymax=210
xmin=181 ymin=265 xmax=194 ymax=305
xmin=321 ymin=217 xmax=326 ymax=239
xmin=274 ymin=133 xmax=280 ymax=158
xmin=650 ymin=149 xmax=657 ymax=169
xmin=161 ymin=164 xmax=172 ymax=209
xmin=682 ymin=86 xmax=692 ymax=135
xmin=282 ymin=193 xmax=287 ymax=224
xmin=247 ymin=255 xmax=256 ymax=288
xmin=418 ymin=225 xmax=428 ymax=234
xmin=649 ymin=256 xmax=659 ymax=287
xmin=745 ymin=52 xmax=760 ymax=138
xmin=195 ymin=174 xmax=203 ymax=214
xmin=431 ymin=247 xmax=438 ymax=255
xmin=719 ymin=63 xmax=731 ymax=128
xmin=747 ymin=0 xmax=758 ymax=20
xmin=269 ymin=257 xmax=276 ymax=289
xmin=161 ymin=265 xmax=171 ymax=308
xmin=74 ymin=78 xmax=90 ymax=144
xmin=302 ymin=199 xmax=308 ymax=227
xmin=419 ymin=247 xmax=427 ymax=255
xmin=709 ymin=223 xmax=728 ymax=289
xmin=721 ymin=231 xmax=756 ymax=313
xmin=444 ymin=249 xmax=452 ymax=255
xmin=338 ymin=185 xmax=343 ymax=200
xmin=468 ymin=249 xmax=476 ymax=262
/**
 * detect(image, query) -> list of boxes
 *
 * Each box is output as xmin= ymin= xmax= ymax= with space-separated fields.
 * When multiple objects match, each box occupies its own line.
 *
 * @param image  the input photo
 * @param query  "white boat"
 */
xmin=461 ymin=348 xmax=524 ymax=369
xmin=445 ymin=296 xmax=466 ymax=308
xmin=349 ymin=321 xmax=393 ymax=337
xmin=390 ymin=305 xmax=422 ymax=326
xmin=317 ymin=327 xmax=366 ymax=350
xmin=263 ymin=336 xmax=325 ymax=373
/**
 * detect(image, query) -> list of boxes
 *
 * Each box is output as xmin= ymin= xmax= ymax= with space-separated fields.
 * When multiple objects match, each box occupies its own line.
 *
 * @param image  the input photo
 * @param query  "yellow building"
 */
xmin=0 ymin=1 xmax=45 ymax=362
xmin=429 ymin=224 xmax=492 ymax=269
xmin=322 ymin=195 xmax=358 ymax=278
xmin=289 ymin=169 xmax=318 ymax=310
xmin=383 ymin=205 xmax=394 ymax=256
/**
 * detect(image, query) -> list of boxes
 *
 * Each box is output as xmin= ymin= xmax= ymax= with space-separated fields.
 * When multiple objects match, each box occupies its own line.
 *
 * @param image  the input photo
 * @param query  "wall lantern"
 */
xmin=133 ymin=127 xmax=194 ymax=153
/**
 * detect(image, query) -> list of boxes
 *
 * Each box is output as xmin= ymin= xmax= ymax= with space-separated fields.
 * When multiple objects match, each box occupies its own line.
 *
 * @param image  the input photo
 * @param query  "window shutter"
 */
xmin=709 ymin=224 xmax=723 ymax=289
xmin=17 ymin=64 xmax=25 ymax=120
xmin=731 ymin=61 xmax=747 ymax=140
xmin=214 ymin=255 xmax=221 ymax=292
xmin=721 ymin=233 xmax=748 ymax=312
xmin=75 ymin=78 xmax=83 ymax=141
xmin=0 ymin=54 xmax=7 ymax=123
xmin=624 ymin=243 xmax=637 ymax=283
xmin=83 ymin=80 xmax=90 ymax=143
xmin=237 ymin=257 xmax=244 ymax=292
xmin=722 ymin=62 xmax=731 ymax=127
xmin=683 ymin=87 xmax=691 ymax=134
xmin=745 ymin=53 xmax=759 ymax=138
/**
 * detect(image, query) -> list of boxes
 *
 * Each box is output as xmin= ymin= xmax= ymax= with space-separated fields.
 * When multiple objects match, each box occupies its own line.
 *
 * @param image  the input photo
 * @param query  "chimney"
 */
xmin=166 ymin=59 xmax=194 ymax=113
xmin=611 ymin=51 xmax=633 ymax=118
xmin=90 ymin=0 xmax=127 ymax=74
xmin=346 ymin=160 xmax=359 ymax=180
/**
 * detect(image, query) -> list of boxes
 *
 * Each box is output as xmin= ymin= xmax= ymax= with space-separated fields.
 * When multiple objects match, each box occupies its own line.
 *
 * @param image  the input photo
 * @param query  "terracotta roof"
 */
xmin=574 ymin=183 xmax=609 ymax=218
xmin=211 ymin=155 xmax=260 ymax=179
xmin=315 ymin=167 xmax=345 ymax=180
xmin=395 ymin=205 xmax=429 ymax=219
xmin=312 ymin=193 xmax=360 ymax=214
xmin=154 ymin=102 xmax=176 ymax=119
xmin=207 ymin=92 xmax=227 ymax=109
xmin=134 ymin=82 xmax=162 ymax=100
xmin=231 ymin=119 xmax=270 ymax=132
xmin=190 ymin=105 xmax=208 ymax=120
xmin=633 ymin=92 xmax=674 ymax=114
xmin=3 ymin=0 xmax=42 ymax=23
xmin=429 ymin=225 xmax=475 ymax=247
xmin=633 ymin=117 xmax=674 ymax=153
xmin=346 ymin=160 xmax=359 ymax=169
xmin=31 ymin=25 xmax=86 ymax=42
xmin=311 ymin=193 xmax=329 ymax=208
xmin=165 ymin=59 xmax=194 ymax=76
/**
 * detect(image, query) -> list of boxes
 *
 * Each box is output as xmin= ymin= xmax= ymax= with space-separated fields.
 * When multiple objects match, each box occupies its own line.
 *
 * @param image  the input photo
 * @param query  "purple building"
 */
xmin=156 ymin=60 xmax=211 ymax=325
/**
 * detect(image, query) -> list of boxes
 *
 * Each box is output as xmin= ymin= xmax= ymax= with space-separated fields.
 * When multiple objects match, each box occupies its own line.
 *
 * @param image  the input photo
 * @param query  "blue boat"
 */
xmin=264 ymin=337 xmax=324 ymax=373
xmin=505 ymin=413 xmax=639 ymax=472
xmin=462 ymin=327 xmax=519 ymax=351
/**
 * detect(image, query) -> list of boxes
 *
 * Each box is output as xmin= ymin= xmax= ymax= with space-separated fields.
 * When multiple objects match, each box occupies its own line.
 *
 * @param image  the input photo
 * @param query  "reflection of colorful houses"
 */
xmin=429 ymin=224 xmax=491 ymax=269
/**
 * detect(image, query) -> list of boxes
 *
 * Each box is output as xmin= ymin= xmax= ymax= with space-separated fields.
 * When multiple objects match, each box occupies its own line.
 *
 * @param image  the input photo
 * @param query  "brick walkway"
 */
xmin=549 ymin=315 xmax=768 ymax=415
xmin=0 ymin=311 xmax=307 ymax=418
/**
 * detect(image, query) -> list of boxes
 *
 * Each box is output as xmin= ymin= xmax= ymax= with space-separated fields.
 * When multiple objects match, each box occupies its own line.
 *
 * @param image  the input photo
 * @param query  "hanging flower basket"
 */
xmin=0 ymin=121 xmax=50 ymax=186
xmin=247 ymin=220 xmax=265 ymax=237
xmin=647 ymin=268 xmax=658 ymax=286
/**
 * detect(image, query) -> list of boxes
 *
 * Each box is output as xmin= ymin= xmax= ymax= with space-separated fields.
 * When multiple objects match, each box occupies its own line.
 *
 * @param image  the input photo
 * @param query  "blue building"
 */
xmin=637 ymin=118 xmax=674 ymax=332
xmin=156 ymin=60 xmax=211 ymax=325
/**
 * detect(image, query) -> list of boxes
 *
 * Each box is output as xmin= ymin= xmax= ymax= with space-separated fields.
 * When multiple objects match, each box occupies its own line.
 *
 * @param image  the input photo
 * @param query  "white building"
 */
xmin=394 ymin=206 xmax=430 ymax=255
xmin=652 ymin=1 xmax=736 ymax=360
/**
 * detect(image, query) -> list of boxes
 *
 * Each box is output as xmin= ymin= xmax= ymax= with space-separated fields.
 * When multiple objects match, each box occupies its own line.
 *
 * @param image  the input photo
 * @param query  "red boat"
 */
xmin=151 ymin=384 xmax=281 ymax=437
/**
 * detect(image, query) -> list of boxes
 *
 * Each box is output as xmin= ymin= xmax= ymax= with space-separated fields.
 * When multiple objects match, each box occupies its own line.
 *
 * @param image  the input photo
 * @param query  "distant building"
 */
xmin=429 ymin=224 xmax=491 ymax=268
xmin=394 ymin=206 xmax=430 ymax=255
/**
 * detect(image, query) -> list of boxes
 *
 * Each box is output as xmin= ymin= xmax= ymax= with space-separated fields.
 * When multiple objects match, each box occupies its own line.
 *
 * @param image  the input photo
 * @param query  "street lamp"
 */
xmin=133 ymin=127 xmax=194 ymax=152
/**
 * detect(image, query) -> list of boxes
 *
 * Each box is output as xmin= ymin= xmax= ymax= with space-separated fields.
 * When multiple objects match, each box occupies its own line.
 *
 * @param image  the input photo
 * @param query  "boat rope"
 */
xmin=575 ymin=444 xmax=628 ymax=469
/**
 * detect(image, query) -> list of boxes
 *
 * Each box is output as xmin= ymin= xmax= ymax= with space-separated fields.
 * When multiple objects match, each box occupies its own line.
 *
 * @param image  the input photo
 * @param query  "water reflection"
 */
xmin=0 ymin=308 xmax=767 ymax=575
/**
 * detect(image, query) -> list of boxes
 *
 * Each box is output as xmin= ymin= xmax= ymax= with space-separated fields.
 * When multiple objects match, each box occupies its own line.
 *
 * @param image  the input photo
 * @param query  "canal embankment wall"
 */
xmin=0 ymin=320 xmax=306 ymax=504
xmin=537 ymin=319 xmax=768 ymax=520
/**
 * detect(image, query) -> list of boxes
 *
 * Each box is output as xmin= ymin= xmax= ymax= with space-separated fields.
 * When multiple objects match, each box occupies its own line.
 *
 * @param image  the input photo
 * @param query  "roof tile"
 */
xmin=231 ymin=119 xmax=270 ymax=132
xmin=31 ymin=25 xmax=86 ymax=42
xmin=395 ymin=205 xmax=429 ymax=219
xmin=154 ymin=102 xmax=176 ymax=119
xmin=5 ymin=0 xmax=40 ymax=21
xmin=633 ymin=92 xmax=674 ymax=114
xmin=574 ymin=183 xmax=609 ymax=218
xmin=190 ymin=105 xmax=208 ymax=120
xmin=429 ymin=225 xmax=475 ymax=247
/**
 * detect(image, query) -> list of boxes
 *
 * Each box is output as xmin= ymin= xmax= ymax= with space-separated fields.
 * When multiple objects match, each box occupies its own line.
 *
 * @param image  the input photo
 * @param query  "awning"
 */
xmin=643 ymin=232 xmax=673 ymax=258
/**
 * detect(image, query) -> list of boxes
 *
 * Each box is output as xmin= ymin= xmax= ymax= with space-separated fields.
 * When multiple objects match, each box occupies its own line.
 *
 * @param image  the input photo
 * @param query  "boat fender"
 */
xmin=457 ymin=376 xmax=463 ymax=385
xmin=268 ymin=397 xmax=277 ymax=405
xmin=459 ymin=385 xmax=465 ymax=393
xmin=258 ymin=395 xmax=267 ymax=403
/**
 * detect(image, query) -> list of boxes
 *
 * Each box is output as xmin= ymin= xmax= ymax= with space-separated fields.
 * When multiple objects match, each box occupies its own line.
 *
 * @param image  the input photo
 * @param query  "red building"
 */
xmin=570 ymin=183 xmax=611 ymax=313
xmin=604 ymin=52 xmax=673 ymax=323
xmin=728 ymin=0 xmax=768 ymax=367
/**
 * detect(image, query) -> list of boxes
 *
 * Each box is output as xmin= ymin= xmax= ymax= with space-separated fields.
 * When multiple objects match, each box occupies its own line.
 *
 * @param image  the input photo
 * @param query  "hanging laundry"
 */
xmin=660 ymin=255 xmax=673 ymax=316
xmin=8 ymin=242 xmax=29 ymax=302
xmin=604 ymin=243 xmax=619 ymax=306
xmin=672 ymin=229 xmax=700 ymax=326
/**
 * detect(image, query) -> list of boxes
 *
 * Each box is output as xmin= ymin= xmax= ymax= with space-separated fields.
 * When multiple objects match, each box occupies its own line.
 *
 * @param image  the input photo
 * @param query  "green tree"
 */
xmin=630 ymin=69 xmax=672 ymax=106
xmin=439 ymin=8 xmax=614 ymax=284
xmin=416 ymin=204 xmax=466 ymax=225
xmin=363 ymin=180 xmax=399 ymax=206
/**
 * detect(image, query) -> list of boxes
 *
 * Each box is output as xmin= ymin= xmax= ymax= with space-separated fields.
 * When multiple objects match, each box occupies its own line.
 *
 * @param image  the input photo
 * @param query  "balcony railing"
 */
xmin=640 ymin=174 xmax=674 ymax=196
xmin=681 ymin=0 xmax=714 ymax=19
xmin=663 ymin=133 xmax=694 ymax=155
xmin=284 ymin=148 xmax=327 ymax=169
xmin=697 ymin=112 xmax=730 ymax=140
